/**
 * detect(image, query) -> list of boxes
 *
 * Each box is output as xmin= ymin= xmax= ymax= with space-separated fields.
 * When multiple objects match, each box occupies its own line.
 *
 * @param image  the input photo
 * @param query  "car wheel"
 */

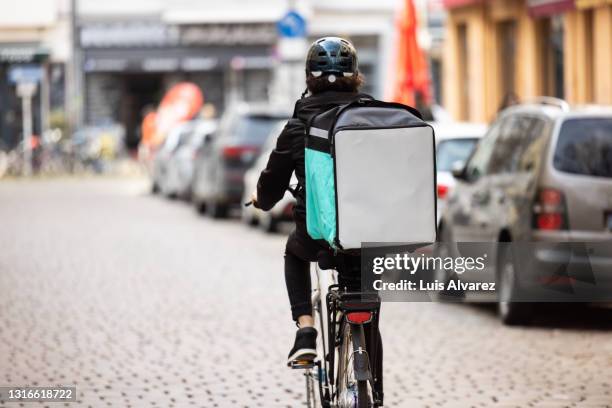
xmin=206 ymin=200 xmax=228 ymax=219
xmin=259 ymin=213 xmax=277 ymax=233
xmin=497 ymin=245 xmax=533 ymax=326
xmin=195 ymin=200 xmax=207 ymax=215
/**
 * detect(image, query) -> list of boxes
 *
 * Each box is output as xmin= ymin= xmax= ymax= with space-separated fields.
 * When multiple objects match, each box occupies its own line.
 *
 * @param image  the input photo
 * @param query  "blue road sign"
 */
xmin=8 ymin=65 xmax=43 ymax=84
xmin=277 ymin=10 xmax=307 ymax=38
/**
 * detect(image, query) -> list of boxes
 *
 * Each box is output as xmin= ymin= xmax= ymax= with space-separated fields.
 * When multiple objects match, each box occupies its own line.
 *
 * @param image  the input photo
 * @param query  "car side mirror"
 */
xmin=451 ymin=160 xmax=466 ymax=180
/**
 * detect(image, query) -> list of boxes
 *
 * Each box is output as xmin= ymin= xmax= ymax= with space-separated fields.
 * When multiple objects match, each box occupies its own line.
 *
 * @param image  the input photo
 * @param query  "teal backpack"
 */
xmin=304 ymin=98 xmax=437 ymax=250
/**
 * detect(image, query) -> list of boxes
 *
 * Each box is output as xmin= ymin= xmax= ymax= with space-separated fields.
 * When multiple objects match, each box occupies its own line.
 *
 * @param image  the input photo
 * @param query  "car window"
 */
xmin=229 ymin=115 xmax=286 ymax=145
xmin=488 ymin=115 xmax=548 ymax=174
xmin=553 ymin=118 xmax=612 ymax=178
xmin=436 ymin=138 xmax=479 ymax=172
xmin=488 ymin=115 xmax=533 ymax=174
xmin=517 ymin=117 xmax=547 ymax=173
xmin=464 ymin=120 xmax=503 ymax=181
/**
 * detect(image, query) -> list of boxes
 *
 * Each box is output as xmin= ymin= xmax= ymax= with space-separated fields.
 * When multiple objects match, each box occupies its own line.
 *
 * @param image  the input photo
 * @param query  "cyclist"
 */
xmin=250 ymin=36 xmax=380 ymax=366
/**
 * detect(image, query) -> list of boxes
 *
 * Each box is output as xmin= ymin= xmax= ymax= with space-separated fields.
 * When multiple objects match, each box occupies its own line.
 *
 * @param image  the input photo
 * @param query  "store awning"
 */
xmin=443 ymin=0 xmax=484 ymax=9
xmin=576 ymin=0 xmax=612 ymax=9
xmin=527 ymin=0 xmax=575 ymax=17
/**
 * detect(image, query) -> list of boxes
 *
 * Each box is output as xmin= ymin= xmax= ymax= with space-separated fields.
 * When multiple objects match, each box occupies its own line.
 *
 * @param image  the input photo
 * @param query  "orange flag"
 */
xmin=391 ymin=0 xmax=431 ymax=107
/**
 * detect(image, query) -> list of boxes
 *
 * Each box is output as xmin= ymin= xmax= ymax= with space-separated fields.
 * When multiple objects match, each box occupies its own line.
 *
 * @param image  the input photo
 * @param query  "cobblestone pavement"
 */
xmin=1 ymin=178 xmax=612 ymax=408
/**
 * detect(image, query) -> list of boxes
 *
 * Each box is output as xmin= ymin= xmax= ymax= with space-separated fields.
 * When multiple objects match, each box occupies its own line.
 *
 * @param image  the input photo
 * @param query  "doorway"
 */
xmin=121 ymin=74 xmax=163 ymax=149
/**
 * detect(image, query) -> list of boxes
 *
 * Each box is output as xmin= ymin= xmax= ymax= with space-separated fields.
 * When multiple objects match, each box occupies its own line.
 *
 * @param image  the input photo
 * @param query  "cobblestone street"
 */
xmin=1 ymin=178 xmax=612 ymax=407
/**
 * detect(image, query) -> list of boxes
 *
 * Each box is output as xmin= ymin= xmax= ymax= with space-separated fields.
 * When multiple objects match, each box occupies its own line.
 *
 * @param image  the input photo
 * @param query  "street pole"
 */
xmin=18 ymin=83 xmax=36 ymax=176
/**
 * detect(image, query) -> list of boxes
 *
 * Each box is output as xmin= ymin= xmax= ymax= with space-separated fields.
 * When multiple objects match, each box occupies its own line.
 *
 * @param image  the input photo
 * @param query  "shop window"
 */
xmin=497 ymin=20 xmax=517 ymax=106
xmin=457 ymin=23 xmax=469 ymax=121
xmin=539 ymin=15 xmax=566 ymax=99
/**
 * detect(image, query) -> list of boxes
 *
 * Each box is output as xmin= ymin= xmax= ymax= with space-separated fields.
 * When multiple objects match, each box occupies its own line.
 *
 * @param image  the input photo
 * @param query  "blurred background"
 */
xmin=0 ymin=0 xmax=610 ymax=175
xmin=1 ymin=0 xmax=612 ymax=406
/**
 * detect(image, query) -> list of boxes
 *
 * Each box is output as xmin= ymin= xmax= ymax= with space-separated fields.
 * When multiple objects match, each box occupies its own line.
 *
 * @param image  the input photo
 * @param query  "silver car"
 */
xmin=163 ymin=120 xmax=217 ymax=199
xmin=191 ymin=103 xmax=291 ymax=218
xmin=438 ymin=99 xmax=612 ymax=325
xmin=151 ymin=122 xmax=195 ymax=195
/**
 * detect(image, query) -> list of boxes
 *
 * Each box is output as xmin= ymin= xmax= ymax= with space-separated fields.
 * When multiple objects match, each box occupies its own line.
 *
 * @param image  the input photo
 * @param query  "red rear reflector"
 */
xmin=346 ymin=312 xmax=373 ymax=324
xmin=437 ymin=184 xmax=449 ymax=199
xmin=537 ymin=213 xmax=563 ymax=230
xmin=533 ymin=188 xmax=566 ymax=230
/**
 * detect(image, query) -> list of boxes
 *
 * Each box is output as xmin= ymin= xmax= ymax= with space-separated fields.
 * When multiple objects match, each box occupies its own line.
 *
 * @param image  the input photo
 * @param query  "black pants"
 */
xmin=284 ymin=226 xmax=383 ymax=399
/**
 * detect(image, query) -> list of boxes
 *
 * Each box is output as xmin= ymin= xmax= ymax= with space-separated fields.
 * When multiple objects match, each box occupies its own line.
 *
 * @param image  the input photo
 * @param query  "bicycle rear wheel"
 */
xmin=336 ymin=320 xmax=371 ymax=408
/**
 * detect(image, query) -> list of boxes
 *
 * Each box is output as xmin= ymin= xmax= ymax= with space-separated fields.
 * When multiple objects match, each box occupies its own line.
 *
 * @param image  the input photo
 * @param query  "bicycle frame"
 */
xmin=308 ymin=263 xmax=382 ymax=407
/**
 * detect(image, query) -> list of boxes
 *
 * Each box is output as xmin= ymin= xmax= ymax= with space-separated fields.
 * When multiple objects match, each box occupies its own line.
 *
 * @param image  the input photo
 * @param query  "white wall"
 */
xmin=0 ymin=0 xmax=61 ymax=27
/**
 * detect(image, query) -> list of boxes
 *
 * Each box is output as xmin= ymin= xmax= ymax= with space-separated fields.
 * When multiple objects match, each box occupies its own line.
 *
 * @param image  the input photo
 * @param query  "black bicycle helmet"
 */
xmin=305 ymin=37 xmax=358 ymax=79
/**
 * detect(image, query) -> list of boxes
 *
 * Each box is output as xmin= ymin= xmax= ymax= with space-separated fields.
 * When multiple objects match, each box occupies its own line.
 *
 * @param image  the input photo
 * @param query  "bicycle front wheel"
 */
xmin=336 ymin=320 xmax=371 ymax=408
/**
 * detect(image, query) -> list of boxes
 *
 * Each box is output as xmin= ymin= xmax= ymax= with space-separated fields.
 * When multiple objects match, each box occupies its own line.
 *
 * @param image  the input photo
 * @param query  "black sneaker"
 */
xmin=287 ymin=327 xmax=317 ymax=366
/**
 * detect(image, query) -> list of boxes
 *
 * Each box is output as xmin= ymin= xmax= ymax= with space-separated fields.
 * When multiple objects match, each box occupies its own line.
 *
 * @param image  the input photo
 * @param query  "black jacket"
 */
xmin=256 ymin=91 xmax=371 ymax=226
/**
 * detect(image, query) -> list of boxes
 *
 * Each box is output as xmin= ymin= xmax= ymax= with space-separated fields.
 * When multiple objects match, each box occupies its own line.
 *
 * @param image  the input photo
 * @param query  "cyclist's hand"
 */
xmin=250 ymin=191 xmax=259 ymax=208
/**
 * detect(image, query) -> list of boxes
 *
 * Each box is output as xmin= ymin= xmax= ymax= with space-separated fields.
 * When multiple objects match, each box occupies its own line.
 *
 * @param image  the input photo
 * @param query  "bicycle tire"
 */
xmin=337 ymin=320 xmax=372 ymax=408
xmin=353 ymin=325 xmax=370 ymax=408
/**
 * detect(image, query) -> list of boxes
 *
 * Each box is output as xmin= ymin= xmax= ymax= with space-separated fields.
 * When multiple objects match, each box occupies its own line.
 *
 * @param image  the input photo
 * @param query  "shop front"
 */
xmin=443 ymin=0 xmax=611 ymax=121
xmin=0 ymin=44 xmax=50 ymax=149
xmin=79 ymin=21 xmax=277 ymax=147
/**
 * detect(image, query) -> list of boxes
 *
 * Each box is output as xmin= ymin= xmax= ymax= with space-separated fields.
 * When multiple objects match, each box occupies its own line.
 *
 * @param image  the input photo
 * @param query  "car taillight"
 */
xmin=437 ymin=184 xmax=449 ymax=199
xmin=346 ymin=311 xmax=373 ymax=324
xmin=223 ymin=146 xmax=258 ymax=161
xmin=533 ymin=188 xmax=567 ymax=230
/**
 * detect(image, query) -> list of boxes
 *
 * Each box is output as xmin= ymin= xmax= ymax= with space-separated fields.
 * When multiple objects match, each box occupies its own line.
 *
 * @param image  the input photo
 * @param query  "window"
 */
xmin=488 ymin=115 xmax=536 ymax=174
xmin=497 ymin=21 xmax=517 ymax=102
xmin=517 ymin=118 xmax=547 ymax=173
xmin=457 ymin=23 xmax=470 ymax=121
xmin=538 ymin=15 xmax=565 ymax=99
xmin=553 ymin=118 xmax=612 ymax=178
xmin=464 ymin=120 xmax=503 ymax=181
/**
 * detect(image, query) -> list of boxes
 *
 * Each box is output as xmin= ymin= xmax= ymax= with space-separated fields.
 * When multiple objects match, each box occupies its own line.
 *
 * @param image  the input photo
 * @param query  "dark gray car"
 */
xmin=438 ymin=100 xmax=612 ymax=325
xmin=191 ymin=103 xmax=291 ymax=218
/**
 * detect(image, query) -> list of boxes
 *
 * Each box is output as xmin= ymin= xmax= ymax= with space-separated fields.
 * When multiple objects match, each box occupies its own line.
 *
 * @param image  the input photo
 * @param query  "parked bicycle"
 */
xmin=291 ymin=251 xmax=382 ymax=408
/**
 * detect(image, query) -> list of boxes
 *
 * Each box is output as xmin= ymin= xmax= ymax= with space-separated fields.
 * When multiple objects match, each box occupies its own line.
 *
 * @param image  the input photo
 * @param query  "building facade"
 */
xmin=75 ymin=0 xmax=397 ymax=147
xmin=442 ymin=0 xmax=612 ymax=122
xmin=0 ymin=0 xmax=71 ymax=149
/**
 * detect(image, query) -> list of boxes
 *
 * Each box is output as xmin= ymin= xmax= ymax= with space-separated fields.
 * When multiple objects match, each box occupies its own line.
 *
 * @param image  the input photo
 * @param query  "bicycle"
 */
xmin=290 ymin=251 xmax=383 ymax=408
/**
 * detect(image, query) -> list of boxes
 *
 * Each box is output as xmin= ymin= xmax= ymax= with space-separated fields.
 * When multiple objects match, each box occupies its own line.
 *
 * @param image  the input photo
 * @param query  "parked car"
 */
xmin=151 ymin=122 xmax=194 ymax=194
xmin=437 ymin=99 xmax=612 ymax=325
xmin=192 ymin=103 xmax=291 ymax=218
xmin=433 ymin=122 xmax=487 ymax=225
xmin=163 ymin=119 xmax=217 ymax=199
xmin=242 ymin=122 xmax=297 ymax=232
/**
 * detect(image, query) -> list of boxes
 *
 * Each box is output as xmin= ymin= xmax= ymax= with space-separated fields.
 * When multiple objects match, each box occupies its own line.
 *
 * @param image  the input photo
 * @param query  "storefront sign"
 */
xmin=180 ymin=24 xmax=277 ymax=46
xmin=0 ymin=45 xmax=49 ymax=63
xmin=82 ymin=48 xmax=273 ymax=73
xmin=527 ymin=0 xmax=575 ymax=16
xmin=80 ymin=22 xmax=277 ymax=48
